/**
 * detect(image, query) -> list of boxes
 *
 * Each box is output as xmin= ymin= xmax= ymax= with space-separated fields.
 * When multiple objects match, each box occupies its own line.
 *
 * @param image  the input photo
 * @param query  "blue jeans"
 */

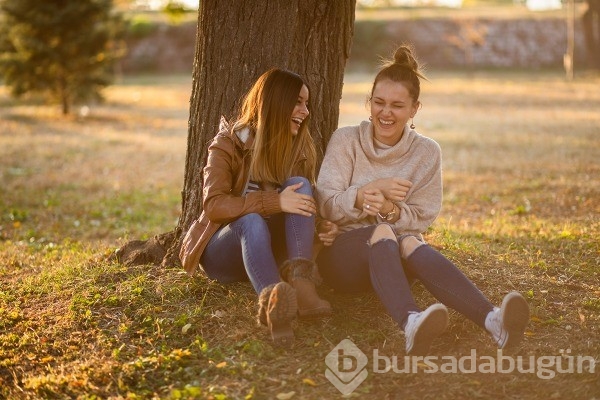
xmin=316 ymin=225 xmax=494 ymax=328
xmin=200 ymin=176 xmax=315 ymax=294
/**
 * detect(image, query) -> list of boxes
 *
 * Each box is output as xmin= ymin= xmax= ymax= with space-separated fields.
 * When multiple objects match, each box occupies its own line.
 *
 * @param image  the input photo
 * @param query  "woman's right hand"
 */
xmin=362 ymin=189 xmax=386 ymax=216
xmin=279 ymin=181 xmax=316 ymax=217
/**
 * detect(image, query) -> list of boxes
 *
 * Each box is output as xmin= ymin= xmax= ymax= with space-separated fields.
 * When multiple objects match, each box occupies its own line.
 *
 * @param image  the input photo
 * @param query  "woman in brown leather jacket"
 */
xmin=180 ymin=68 xmax=332 ymax=347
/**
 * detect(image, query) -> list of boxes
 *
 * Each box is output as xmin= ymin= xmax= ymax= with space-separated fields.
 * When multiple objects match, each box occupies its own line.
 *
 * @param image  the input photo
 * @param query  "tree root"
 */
xmin=113 ymin=230 xmax=177 ymax=267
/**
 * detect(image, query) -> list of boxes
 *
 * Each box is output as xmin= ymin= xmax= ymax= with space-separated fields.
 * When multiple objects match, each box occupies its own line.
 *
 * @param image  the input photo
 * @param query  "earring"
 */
xmin=369 ymin=116 xmax=373 ymax=121
xmin=410 ymin=118 xmax=415 ymax=129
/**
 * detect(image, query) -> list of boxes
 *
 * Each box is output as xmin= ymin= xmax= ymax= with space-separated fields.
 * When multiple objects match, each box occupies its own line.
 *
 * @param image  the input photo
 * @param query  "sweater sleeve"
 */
xmin=316 ymin=128 xmax=370 ymax=225
xmin=393 ymin=139 xmax=443 ymax=234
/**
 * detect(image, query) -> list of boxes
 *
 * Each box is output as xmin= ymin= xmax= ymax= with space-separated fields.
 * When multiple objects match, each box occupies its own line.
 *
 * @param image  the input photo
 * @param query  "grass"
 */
xmin=1 ymin=69 xmax=599 ymax=399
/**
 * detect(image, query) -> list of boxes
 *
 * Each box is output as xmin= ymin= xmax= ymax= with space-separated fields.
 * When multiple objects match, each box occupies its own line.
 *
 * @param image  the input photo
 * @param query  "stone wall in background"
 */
xmin=351 ymin=18 xmax=587 ymax=69
xmin=121 ymin=22 xmax=197 ymax=73
xmin=120 ymin=17 xmax=589 ymax=73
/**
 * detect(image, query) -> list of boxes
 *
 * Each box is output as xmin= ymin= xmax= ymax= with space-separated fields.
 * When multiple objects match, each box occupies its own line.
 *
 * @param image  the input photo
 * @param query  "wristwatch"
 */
xmin=378 ymin=204 xmax=397 ymax=221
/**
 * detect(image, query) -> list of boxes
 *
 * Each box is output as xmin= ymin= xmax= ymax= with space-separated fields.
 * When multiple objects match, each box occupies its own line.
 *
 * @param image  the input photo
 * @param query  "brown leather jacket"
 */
xmin=179 ymin=123 xmax=309 ymax=275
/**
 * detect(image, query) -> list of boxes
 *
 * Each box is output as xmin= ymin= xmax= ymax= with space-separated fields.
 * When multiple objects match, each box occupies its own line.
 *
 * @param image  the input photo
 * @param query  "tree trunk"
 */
xmin=582 ymin=0 xmax=600 ymax=69
xmin=61 ymin=77 xmax=70 ymax=115
xmin=116 ymin=0 xmax=356 ymax=268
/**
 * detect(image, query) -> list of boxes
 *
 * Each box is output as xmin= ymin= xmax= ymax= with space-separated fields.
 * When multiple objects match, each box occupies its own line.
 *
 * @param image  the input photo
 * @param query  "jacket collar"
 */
xmin=235 ymin=127 xmax=254 ymax=151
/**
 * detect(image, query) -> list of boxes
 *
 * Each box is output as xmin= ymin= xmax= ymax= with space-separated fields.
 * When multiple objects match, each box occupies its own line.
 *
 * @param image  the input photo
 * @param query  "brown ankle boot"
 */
xmin=281 ymin=258 xmax=332 ymax=319
xmin=256 ymin=284 xmax=274 ymax=327
xmin=257 ymin=282 xmax=297 ymax=347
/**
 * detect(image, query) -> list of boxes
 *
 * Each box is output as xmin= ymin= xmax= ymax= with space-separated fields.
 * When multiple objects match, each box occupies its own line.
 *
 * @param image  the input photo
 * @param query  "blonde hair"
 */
xmin=235 ymin=68 xmax=316 ymax=185
xmin=371 ymin=45 xmax=427 ymax=104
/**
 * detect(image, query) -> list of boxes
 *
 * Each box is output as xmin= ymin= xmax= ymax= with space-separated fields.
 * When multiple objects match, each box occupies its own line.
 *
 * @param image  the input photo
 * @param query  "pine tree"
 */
xmin=0 ymin=0 xmax=125 ymax=115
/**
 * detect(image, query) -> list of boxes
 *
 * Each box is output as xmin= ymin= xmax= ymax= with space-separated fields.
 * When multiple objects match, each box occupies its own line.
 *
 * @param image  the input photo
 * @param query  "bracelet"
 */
xmin=378 ymin=203 xmax=397 ymax=221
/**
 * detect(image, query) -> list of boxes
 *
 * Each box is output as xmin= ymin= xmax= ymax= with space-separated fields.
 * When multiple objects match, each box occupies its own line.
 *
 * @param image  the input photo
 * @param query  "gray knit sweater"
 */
xmin=316 ymin=120 xmax=443 ymax=238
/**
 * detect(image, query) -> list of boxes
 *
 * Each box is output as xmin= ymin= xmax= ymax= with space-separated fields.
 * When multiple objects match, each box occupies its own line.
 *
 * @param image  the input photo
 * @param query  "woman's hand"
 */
xmin=365 ymin=177 xmax=412 ymax=202
xmin=279 ymin=181 xmax=316 ymax=217
xmin=362 ymin=189 xmax=386 ymax=216
xmin=317 ymin=220 xmax=339 ymax=246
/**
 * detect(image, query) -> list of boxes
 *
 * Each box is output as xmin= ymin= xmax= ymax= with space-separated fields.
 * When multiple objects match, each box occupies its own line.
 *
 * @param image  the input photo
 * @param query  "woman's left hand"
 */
xmin=362 ymin=189 xmax=386 ymax=216
xmin=279 ymin=182 xmax=317 ymax=216
xmin=317 ymin=220 xmax=339 ymax=246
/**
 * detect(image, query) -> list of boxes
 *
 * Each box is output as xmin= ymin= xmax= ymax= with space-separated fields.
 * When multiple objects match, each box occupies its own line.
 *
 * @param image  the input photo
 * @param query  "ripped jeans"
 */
xmin=200 ymin=176 xmax=315 ymax=294
xmin=316 ymin=224 xmax=494 ymax=329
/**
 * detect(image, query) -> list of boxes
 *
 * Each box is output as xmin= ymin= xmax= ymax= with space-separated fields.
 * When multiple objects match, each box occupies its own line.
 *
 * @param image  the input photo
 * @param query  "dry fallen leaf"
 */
xmin=302 ymin=378 xmax=316 ymax=386
xmin=276 ymin=391 xmax=296 ymax=400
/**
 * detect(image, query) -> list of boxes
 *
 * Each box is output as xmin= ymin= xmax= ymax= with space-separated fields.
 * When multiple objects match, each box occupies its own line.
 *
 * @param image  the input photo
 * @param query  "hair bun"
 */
xmin=393 ymin=45 xmax=418 ymax=73
xmin=373 ymin=44 xmax=427 ymax=101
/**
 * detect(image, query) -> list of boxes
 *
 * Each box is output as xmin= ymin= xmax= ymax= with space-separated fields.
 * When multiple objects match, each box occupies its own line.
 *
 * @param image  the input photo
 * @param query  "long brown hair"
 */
xmin=235 ymin=68 xmax=316 ymax=185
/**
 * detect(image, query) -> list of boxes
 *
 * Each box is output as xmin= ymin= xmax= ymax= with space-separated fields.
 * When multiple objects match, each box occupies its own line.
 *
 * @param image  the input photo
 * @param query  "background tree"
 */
xmin=0 ymin=0 xmax=126 ymax=115
xmin=582 ymin=0 xmax=600 ymax=69
xmin=116 ymin=0 xmax=356 ymax=267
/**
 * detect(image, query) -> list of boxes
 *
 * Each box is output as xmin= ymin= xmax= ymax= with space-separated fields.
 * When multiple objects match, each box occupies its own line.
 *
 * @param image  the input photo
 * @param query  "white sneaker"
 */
xmin=404 ymin=304 xmax=449 ymax=356
xmin=485 ymin=291 xmax=530 ymax=349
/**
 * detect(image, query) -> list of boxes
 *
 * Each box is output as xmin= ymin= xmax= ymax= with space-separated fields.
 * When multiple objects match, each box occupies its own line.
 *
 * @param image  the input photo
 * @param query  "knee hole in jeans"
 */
xmin=399 ymin=235 xmax=425 ymax=259
xmin=367 ymin=223 xmax=396 ymax=246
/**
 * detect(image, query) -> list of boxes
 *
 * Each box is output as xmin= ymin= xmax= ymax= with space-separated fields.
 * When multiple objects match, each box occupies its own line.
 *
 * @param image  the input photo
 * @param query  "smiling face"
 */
xmin=370 ymin=78 xmax=419 ymax=146
xmin=291 ymin=84 xmax=309 ymax=135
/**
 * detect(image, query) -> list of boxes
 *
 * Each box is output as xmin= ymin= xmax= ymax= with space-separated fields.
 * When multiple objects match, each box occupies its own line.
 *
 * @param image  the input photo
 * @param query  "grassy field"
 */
xmin=1 ymin=69 xmax=599 ymax=399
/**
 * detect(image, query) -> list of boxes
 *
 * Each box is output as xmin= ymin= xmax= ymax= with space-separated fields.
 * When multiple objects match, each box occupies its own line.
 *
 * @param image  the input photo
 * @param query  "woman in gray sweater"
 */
xmin=315 ymin=45 xmax=530 ymax=356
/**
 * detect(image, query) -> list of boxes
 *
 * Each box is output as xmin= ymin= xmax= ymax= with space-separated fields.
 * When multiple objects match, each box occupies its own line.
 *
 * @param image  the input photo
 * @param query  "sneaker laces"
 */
xmin=404 ymin=304 xmax=448 ymax=356
xmin=485 ymin=292 xmax=530 ymax=349
xmin=485 ymin=307 xmax=506 ymax=347
xmin=404 ymin=312 xmax=420 ymax=352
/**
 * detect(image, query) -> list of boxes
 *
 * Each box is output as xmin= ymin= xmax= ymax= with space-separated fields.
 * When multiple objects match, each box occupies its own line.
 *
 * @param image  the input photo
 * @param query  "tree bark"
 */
xmin=582 ymin=0 xmax=600 ymax=69
xmin=116 ymin=0 xmax=356 ymax=268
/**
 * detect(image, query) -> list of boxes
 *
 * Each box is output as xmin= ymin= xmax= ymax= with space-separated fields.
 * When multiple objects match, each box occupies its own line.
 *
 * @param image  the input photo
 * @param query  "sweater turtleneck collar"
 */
xmin=358 ymin=120 xmax=416 ymax=162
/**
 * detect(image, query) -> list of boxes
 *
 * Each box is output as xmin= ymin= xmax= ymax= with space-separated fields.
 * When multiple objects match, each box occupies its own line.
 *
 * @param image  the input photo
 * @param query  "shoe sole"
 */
xmin=298 ymin=304 xmax=332 ymax=319
xmin=500 ymin=292 xmax=530 ymax=349
xmin=268 ymin=282 xmax=298 ymax=347
xmin=407 ymin=304 xmax=449 ymax=356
